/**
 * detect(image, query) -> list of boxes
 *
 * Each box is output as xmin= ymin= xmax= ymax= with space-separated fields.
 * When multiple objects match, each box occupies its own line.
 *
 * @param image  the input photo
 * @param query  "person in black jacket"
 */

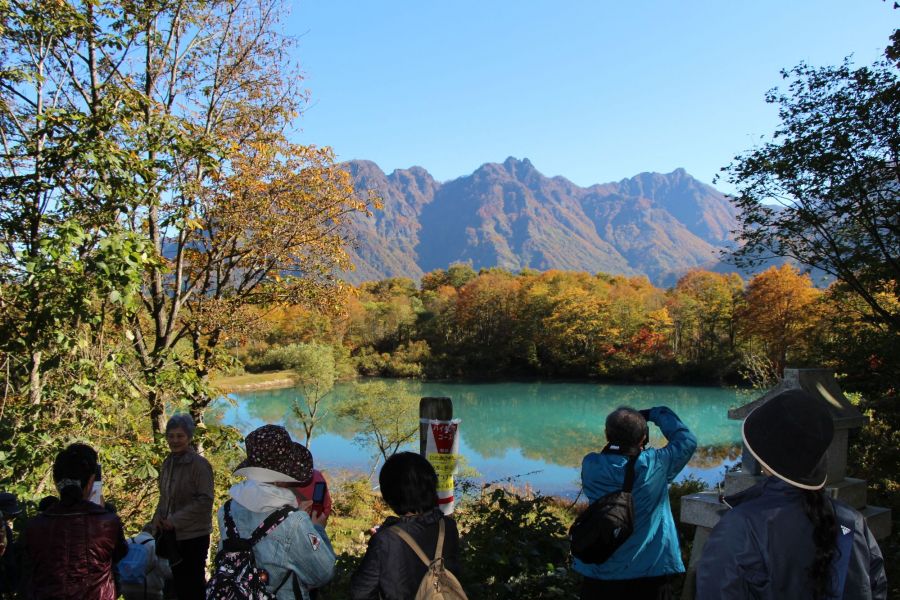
xmin=350 ymin=452 xmax=461 ymax=599
xmin=0 ymin=493 xmax=23 ymax=597
xmin=696 ymin=390 xmax=887 ymax=600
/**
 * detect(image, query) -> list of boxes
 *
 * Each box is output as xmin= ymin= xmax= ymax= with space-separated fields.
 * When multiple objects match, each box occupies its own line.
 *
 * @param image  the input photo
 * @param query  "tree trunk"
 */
xmin=29 ymin=350 xmax=42 ymax=405
xmin=149 ymin=389 xmax=166 ymax=434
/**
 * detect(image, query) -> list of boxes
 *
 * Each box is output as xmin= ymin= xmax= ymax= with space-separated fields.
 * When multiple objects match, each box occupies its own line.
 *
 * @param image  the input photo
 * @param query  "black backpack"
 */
xmin=569 ymin=451 xmax=638 ymax=564
xmin=206 ymin=500 xmax=299 ymax=600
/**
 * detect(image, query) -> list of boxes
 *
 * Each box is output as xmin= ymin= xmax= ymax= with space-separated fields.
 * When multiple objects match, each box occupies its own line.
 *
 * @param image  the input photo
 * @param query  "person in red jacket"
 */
xmin=20 ymin=443 xmax=127 ymax=600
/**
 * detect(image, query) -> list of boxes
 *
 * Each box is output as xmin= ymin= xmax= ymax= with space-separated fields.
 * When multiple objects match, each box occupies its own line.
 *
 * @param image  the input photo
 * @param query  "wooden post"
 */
xmin=419 ymin=397 xmax=453 ymax=455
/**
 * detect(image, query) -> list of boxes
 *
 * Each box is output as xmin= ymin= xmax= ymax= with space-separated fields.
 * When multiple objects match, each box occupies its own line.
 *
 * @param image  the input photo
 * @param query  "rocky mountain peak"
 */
xmin=340 ymin=158 xmax=739 ymax=286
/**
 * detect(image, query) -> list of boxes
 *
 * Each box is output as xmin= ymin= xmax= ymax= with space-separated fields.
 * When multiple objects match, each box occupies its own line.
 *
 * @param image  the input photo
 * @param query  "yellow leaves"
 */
xmin=543 ymin=287 xmax=610 ymax=342
xmin=183 ymin=217 xmax=203 ymax=231
xmin=647 ymin=307 xmax=673 ymax=329
xmin=737 ymin=264 xmax=823 ymax=371
xmin=161 ymin=127 xmax=373 ymax=355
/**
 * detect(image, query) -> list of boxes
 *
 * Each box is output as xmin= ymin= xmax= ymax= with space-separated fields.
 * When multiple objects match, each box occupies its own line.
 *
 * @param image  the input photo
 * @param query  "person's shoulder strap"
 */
xmin=272 ymin=570 xmax=299 ymax=596
xmin=126 ymin=535 xmax=152 ymax=547
xmin=389 ymin=522 xmax=434 ymax=567
xmin=434 ymin=517 xmax=445 ymax=561
xmin=223 ymin=499 xmax=239 ymax=540
xmin=622 ymin=454 xmax=639 ymax=493
xmin=249 ymin=504 xmax=297 ymax=546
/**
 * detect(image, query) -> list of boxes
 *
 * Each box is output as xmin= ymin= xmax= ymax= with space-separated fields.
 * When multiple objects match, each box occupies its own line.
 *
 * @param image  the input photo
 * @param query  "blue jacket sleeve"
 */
xmin=291 ymin=517 xmax=336 ymax=590
xmin=649 ymin=406 xmax=697 ymax=482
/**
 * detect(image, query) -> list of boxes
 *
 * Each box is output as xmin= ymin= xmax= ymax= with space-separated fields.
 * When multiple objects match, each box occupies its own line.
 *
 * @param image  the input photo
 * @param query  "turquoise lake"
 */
xmin=213 ymin=380 xmax=750 ymax=498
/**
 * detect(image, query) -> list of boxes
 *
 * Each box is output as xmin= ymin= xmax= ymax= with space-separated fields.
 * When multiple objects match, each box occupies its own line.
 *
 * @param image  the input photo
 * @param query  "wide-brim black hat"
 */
xmin=742 ymin=389 xmax=834 ymax=490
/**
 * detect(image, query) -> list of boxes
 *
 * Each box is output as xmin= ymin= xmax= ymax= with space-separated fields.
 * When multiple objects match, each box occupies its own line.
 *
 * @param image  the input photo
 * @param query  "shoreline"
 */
xmin=214 ymin=369 xmax=754 ymax=395
xmin=212 ymin=370 xmax=296 ymax=393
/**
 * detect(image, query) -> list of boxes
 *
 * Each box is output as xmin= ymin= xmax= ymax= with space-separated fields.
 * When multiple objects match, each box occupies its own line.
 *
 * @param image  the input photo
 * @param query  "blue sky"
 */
xmin=284 ymin=1 xmax=896 ymax=190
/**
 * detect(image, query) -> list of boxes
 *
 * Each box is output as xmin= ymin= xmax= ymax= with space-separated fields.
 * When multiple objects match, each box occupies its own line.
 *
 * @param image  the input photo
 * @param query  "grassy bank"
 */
xmin=212 ymin=370 xmax=296 ymax=393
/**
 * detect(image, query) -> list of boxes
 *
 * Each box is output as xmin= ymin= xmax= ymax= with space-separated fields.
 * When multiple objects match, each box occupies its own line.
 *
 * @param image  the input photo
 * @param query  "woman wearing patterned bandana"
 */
xmin=213 ymin=424 xmax=335 ymax=599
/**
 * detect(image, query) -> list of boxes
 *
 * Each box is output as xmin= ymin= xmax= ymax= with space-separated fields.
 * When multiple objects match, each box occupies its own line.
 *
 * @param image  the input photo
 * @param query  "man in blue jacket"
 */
xmin=574 ymin=406 xmax=697 ymax=599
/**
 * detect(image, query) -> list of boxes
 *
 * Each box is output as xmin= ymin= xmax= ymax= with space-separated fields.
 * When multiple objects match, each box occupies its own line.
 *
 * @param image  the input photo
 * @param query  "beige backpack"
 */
xmin=389 ymin=518 xmax=468 ymax=600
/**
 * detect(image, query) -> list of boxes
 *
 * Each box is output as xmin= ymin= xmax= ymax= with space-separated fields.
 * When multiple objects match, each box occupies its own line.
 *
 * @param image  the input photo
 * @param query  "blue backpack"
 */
xmin=118 ymin=536 xmax=152 ymax=586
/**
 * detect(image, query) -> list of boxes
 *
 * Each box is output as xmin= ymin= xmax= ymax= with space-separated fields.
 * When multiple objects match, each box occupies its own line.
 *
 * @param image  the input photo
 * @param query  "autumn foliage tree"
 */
xmin=155 ymin=138 xmax=365 ymax=429
xmin=736 ymin=264 xmax=821 ymax=375
xmin=540 ymin=279 xmax=613 ymax=375
xmin=452 ymin=270 xmax=522 ymax=372
xmin=0 ymin=0 xmax=372 ymax=437
xmin=722 ymin=43 xmax=899 ymax=333
xmin=666 ymin=270 xmax=743 ymax=363
xmin=352 ymin=278 xmax=421 ymax=350
xmin=339 ymin=268 xmax=673 ymax=380
xmin=98 ymin=0 xmax=370 ymax=431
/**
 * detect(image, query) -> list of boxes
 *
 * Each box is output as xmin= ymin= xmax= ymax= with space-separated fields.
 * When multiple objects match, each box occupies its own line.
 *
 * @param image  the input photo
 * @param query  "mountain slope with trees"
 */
xmin=342 ymin=157 xmax=741 ymax=285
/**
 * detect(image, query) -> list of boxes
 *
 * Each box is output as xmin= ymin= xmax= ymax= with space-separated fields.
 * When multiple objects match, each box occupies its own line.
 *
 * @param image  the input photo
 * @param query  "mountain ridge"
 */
xmin=341 ymin=157 xmax=740 ymax=286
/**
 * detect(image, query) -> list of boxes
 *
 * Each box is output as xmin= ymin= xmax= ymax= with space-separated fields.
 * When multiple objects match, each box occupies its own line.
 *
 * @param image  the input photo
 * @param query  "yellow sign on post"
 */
xmin=422 ymin=418 xmax=461 ymax=514
xmin=428 ymin=452 xmax=459 ymax=492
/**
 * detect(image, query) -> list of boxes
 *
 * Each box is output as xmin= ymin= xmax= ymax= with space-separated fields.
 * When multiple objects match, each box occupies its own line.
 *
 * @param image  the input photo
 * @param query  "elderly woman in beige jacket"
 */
xmin=151 ymin=413 xmax=214 ymax=599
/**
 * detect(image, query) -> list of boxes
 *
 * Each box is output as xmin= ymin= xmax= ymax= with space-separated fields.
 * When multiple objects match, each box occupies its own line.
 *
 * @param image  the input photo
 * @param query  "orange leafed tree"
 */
xmin=737 ymin=264 xmax=822 ymax=375
xmin=105 ymin=0 xmax=376 ymax=431
xmin=453 ymin=270 xmax=522 ymax=367
xmin=667 ymin=269 xmax=743 ymax=361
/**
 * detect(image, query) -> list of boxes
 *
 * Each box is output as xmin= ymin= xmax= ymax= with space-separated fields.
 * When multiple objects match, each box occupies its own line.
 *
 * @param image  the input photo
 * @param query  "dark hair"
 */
xmin=802 ymin=489 xmax=838 ymax=600
xmin=37 ymin=496 xmax=59 ymax=512
xmin=605 ymin=407 xmax=648 ymax=449
xmin=53 ymin=443 xmax=98 ymax=507
xmin=378 ymin=452 xmax=438 ymax=516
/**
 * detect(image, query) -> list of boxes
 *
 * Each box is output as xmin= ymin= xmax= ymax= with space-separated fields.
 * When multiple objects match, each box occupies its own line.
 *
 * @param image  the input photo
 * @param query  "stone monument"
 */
xmin=679 ymin=368 xmax=891 ymax=598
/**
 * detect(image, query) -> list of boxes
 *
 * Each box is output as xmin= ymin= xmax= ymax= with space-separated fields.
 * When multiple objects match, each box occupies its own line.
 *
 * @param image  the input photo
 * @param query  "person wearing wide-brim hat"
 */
xmin=213 ymin=424 xmax=335 ymax=599
xmin=696 ymin=390 xmax=887 ymax=600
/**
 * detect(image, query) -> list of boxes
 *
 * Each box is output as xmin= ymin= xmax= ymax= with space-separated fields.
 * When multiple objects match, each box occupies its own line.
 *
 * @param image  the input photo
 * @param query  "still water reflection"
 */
xmin=212 ymin=380 xmax=747 ymax=498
